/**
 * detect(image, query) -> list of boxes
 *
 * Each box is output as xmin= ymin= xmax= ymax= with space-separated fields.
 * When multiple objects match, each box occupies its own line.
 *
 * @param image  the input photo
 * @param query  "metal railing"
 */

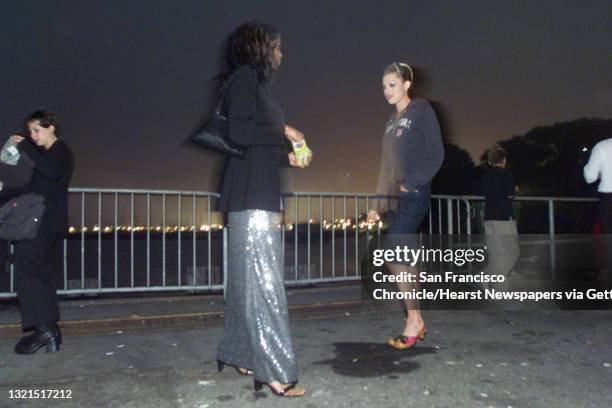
xmin=279 ymin=193 xmax=474 ymax=285
xmin=461 ymin=195 xmax=600 ymax=277
xmin=1 ymin=188 xmax=223 ymax=298
xmin=0 ymin=189 xmax=599 ymax=298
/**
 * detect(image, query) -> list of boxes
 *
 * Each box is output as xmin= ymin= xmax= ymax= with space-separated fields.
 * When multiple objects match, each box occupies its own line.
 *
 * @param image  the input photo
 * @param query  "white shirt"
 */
xmin=584 ymin=138 xmax=612 ymax=192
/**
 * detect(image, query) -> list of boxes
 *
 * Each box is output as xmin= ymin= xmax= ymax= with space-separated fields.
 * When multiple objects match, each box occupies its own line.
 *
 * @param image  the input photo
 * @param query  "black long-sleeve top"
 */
xmin=1 ymin=139 xmax=74 ymax=235
xmin=474 ymin=166 xmax=516 ymax=221
xmin=218 ymin=65 xmax=290 ymax=213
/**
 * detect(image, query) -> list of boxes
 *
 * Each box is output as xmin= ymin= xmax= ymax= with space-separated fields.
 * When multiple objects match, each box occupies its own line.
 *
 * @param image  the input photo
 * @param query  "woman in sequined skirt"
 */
xmin=216 ymin=22 xmax=312 ymax=398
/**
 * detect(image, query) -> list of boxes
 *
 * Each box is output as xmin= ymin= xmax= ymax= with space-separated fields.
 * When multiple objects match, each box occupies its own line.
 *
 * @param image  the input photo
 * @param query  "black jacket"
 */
xmin=218 ymin=65 xmax=289 ymax=213
xmin=1 ymin=139 xmax=74 ymax=235
xmin=474 ymin=166 xmax=516 ymax=221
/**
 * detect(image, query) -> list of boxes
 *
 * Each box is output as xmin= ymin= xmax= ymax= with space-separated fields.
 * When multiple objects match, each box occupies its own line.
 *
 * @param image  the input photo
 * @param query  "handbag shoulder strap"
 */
xmin=213 ymin=71 xmax=237 ymax=114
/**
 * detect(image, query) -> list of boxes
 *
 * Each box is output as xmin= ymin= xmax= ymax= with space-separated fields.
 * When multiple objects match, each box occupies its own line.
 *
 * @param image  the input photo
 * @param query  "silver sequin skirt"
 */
xmin=217 ymin=210 xmax=298 ymax=384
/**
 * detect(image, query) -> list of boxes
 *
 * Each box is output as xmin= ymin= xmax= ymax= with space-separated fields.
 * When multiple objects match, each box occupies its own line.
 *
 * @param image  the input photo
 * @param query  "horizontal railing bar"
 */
xmin=0 ymin=285 xmax=226 ymax=298
xmin=285 ymin=192 xmax=379 ymax=198
xmin=71 ymin=189 xmax=598 ymax=203
xmin=286 ymin=192 xmax=598 ymax=203
xmin=285 ymin=276 xmax=361 ymax=285
xmin=70 ymin=188 xmax=220 ymax=197
xmin=459 ymin=195 xmax=598 ymax=203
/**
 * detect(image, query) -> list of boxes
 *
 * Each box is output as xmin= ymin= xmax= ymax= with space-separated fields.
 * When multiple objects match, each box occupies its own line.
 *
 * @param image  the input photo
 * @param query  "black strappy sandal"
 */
xmin=217 ymin=360 xmax=254 ymax=376
xmin=253 ymin=380 xmax=305 ymax=398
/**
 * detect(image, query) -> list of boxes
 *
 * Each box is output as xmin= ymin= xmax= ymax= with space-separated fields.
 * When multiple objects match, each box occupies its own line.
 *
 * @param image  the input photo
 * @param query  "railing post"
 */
xmin=294 ymin=196 xmax=299 ymax=281
xmin=114 ymin=192 xmax=118 ymax=288
xmin=447 ymin=198 xmax=454 ymax=235
xmin=343 ymin=195 xmax=347 ymax=276
xmin=178 ymin=194 xmax=182 ymax=286
xmin=146 ymin=193 xmax=151 ymax=287
xmin=9 ymin=244 xmax=14 ymax=293
xmin=63 ymin=240 xmax=68 ymax=290
xmin=131 ymin=193 xmax=135 ymax=288
xmin=98 ymin=192 xmax=102 ymax=289
xmin=332 ymin=196 xmax=336 ymax=278
xmin=463 ymin=198 xmax=474 ymax=274
xmin=463 ymin=199 xmax=472 ymax=235
xmin=223 ymin=225 xmax=228 ymax=300
xmin=161 ymin=193 xmax=165 ymax=287
xmin=308 ymin=196 xmax=311 ymax=280
xmin=320 ymin=195 xmax=323 ymax=279
xmin=81 ymin=192 xmax=85 ymax=289
xmin=193 ymin=195 xmax=197 ymax=286
xmin=438 ymin=198 xmax=442 ymax=234
xmin=548 ymin=200 xmax=556 ymax=280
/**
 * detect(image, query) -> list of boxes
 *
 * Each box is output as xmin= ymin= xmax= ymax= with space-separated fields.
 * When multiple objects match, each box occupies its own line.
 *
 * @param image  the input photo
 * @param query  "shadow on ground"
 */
xmin=314 ymin=342 xmax=437 ymax=378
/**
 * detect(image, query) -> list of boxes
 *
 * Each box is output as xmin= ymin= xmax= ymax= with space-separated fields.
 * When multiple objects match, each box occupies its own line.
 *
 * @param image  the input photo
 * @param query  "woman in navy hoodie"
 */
xmin=368 ymin=63 xmax=444 ymax=349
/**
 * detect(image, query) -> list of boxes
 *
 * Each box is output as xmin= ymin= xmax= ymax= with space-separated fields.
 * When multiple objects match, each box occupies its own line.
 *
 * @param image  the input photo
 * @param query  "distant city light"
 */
xmin=68 ymin=224 xmax=225 ymax=234
xmin=67 ymin=217 xmax=384 ymax=234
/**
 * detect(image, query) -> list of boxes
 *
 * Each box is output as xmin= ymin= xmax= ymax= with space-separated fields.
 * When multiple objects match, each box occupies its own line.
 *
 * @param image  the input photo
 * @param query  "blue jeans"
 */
xmin=384 ymin=187 xmax=430 ymax=255
xmin=387 ymin=187 xmax=430 ymax=235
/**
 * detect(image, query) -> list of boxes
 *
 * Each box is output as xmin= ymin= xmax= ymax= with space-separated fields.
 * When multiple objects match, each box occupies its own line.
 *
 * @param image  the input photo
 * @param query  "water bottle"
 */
xmin=0 ymin=138 xmax=21 ymax=165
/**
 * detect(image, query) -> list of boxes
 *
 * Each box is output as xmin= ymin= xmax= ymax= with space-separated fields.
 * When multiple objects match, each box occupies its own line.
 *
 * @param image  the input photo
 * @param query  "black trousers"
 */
xmin=13 ymin=234 xmax=61 ymax=331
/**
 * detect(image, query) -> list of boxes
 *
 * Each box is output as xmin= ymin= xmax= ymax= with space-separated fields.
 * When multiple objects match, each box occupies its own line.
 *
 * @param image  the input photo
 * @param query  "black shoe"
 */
xmin=217 ymin=359 xmax=254 ymax=376
xmin=15 ymin=324 xmax=61 ymax=355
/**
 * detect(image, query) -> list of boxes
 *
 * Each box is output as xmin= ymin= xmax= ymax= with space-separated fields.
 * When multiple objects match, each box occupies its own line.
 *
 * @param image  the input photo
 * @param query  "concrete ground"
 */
xmin=1 ymin=288 xmax=611 ymax=408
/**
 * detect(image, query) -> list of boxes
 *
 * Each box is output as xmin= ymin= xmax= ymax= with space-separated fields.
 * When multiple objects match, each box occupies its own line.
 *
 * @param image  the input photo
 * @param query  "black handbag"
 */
xmin=0 ymin=193 xmax=45 ymax=241
xmin=191 ymin=77 xmax=246 ymax=158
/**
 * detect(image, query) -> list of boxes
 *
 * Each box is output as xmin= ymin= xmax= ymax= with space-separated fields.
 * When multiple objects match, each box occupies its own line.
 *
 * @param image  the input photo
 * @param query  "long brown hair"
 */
xmin=225 ymin=22 xmax=280 ymax=83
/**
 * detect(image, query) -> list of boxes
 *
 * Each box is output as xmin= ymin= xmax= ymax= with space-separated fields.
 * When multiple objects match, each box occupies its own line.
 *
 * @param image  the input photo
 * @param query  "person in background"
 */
xmin=1 ymin=110 xmax=74 ymax=354
xmin=584 ymin=137 xmax=612 ymax=283
xmin=215 ymin=22 xmax=311 ymax=398
xmin=474 ymin=145 xmax=519 ymax=290
xmin=367 ymin=62 xmax=444 ymax=350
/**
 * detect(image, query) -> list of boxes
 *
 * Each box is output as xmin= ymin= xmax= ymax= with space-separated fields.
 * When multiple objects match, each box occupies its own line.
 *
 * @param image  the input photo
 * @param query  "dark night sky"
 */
xmin=1 ymin=0 xmax=610 ymax=194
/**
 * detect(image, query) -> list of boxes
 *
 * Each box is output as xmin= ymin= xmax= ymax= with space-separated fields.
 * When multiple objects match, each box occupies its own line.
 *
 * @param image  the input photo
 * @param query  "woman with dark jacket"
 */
xmin=2 ymin=110 xmax=74 ymax=354
xmin=215 ymin=22 xmax=311 ymax=398
xmin=368 ymin=63 xmax=444 ymax=350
